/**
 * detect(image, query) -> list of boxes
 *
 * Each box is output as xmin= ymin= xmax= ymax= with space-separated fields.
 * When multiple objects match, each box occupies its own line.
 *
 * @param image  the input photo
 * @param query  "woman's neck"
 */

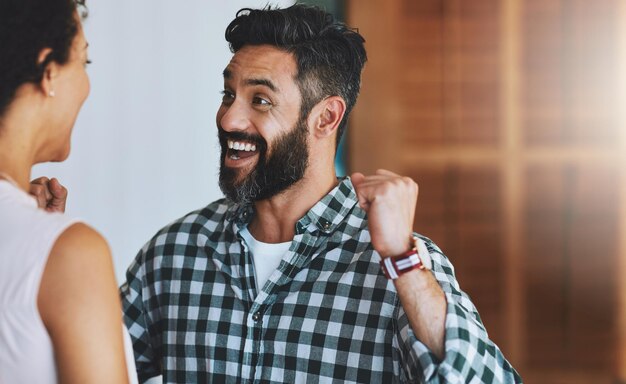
xmin=0 ymin=163 xmax=31 ymax=192
xmin=0 ymin=134 xmax=34 ymax=192
xmin=0 ymin=103 xmax=40 ymax=191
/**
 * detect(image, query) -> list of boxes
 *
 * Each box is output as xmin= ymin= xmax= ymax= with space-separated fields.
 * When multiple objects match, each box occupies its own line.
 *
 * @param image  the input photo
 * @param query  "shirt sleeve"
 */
xmin=394 ymin=236 xmax=523 ymax=383
xmin=120 ymin=246 xmax=162 ymax=383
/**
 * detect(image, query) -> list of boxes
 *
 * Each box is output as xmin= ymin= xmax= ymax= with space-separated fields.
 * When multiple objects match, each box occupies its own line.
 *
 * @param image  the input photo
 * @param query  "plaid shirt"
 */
xmin=121 ymin=178 xmax=522 ymax=383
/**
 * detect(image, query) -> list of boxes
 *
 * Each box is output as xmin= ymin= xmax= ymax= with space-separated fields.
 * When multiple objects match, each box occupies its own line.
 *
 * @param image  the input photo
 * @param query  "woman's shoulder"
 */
xmin=52 ymin=222 xmax=109 ymax=259
xmin=39 ymin=221 xmax=118 ymax=331
xmin=42 ymin=222 xmax=114 ymax=303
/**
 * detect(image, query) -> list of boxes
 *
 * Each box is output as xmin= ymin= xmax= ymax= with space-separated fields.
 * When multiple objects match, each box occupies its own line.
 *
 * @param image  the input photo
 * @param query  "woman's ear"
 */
xmin=38 ymin=48 xmax=58 ymax=98
xmin=309 ymin=96 xmax=346 ymax=139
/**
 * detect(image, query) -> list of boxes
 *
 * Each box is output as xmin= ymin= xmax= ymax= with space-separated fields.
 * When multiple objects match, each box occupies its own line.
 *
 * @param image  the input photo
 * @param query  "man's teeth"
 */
xmin=227 ymin=140 xmax=257 ymax=152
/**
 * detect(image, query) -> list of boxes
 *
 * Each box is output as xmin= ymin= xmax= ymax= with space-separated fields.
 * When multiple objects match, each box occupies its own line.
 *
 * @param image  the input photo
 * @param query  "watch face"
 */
xmin=416 ymin=238 xmax=432 ymax=270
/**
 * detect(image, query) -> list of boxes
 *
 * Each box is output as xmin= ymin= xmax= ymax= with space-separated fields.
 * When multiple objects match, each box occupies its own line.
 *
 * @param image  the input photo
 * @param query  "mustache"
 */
xmin=218 ymin=128 xmax=267 ymax=151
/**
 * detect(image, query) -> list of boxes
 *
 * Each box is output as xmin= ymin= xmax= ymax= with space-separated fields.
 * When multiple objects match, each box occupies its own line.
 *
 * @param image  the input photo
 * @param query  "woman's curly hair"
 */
xmin=0 ymin=0 xmax=87 ymax=119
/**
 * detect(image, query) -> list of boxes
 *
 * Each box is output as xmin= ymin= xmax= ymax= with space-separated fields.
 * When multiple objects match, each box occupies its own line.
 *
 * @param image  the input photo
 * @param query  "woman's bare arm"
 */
xmin=38 ymin=223 xmax=130 ymax=384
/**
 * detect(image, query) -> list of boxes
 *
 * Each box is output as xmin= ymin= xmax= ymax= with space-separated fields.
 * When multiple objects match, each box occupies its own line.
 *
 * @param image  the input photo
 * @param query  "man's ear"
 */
xmin=37 ymin=48 xmax=58 ymax=97
xmin=308 ymin=96 xmax=346 ymax=139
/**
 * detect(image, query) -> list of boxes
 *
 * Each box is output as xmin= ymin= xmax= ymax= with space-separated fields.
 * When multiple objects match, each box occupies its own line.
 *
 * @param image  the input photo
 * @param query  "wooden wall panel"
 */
xmin=347 ymin=0 xmax=624 ymax=382
xmin=523 ymin=1 xmax=620 ymax=147
xmin=525 ymin=164 xmax=619 ymax=372
xmin=395 ymin=0 xmax=501 ymax=148
xmin=405 ymin=165 xmax=505 ymax=343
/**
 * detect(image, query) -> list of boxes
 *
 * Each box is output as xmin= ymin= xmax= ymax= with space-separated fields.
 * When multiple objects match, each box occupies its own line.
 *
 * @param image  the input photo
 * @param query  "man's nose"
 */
xmin=218 ymin=100 xmax=251 ymax=132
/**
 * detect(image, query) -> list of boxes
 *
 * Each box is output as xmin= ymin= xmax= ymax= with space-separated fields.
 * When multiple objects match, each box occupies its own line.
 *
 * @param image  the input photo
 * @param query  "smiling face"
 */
xmin=216 ymin=45 xmax=310 ymax=204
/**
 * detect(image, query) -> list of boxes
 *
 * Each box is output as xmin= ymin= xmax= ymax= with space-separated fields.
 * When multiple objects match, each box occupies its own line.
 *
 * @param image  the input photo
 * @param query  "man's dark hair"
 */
xmin=0 ymin=0 xmax=87 ymax=119
xmin=225 ymin=4 xmax=367 ymax=147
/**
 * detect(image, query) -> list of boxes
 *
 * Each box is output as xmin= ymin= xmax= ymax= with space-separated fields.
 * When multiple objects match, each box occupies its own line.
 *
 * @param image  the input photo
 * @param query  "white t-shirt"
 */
xmin=240 ymin=226 xmax=291 ymax=293
xmin=0 ymin=180 xmax=137 ymax=384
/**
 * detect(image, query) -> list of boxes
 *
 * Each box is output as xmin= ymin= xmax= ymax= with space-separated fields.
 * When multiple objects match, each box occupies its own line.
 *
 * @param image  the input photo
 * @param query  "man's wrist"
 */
xmin=377 ymin=232 xmax=415 ymax=258
xmin=379 ymin=234 xmax=432 ymax=279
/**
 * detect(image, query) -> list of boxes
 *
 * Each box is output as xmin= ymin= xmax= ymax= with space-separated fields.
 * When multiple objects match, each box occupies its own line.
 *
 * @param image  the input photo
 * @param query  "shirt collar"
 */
xmin=300 ymin=177 xmax=358 ymax=234
xmin=227 ymin=177 xmax=359 ymax=235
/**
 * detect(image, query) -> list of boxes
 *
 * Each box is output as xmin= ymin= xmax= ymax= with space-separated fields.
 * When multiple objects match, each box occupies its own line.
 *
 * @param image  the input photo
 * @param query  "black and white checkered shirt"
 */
xmin=121 ymin=178 xmax=522 ymax=383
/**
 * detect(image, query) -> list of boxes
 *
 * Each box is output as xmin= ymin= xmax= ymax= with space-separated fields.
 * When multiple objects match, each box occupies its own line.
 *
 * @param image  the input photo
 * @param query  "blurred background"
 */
xmin=34 ymin=0 xmax=626 ymax=383
xmin=347 ymin=1 xmax=626 ymax=383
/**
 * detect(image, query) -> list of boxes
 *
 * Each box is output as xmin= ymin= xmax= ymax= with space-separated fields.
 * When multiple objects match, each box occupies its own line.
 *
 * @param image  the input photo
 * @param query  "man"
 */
xmin=121 ymin=5 xmax=521 ymax=383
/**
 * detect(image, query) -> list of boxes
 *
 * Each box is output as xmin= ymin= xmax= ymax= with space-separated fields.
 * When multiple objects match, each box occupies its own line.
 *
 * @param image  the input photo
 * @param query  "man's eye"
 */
xmin=252 ymin=96 xmax=272 ymax=107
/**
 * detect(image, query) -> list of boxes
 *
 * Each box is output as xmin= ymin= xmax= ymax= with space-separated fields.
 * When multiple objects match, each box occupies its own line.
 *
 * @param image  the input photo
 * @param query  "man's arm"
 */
xmin=120 ymin=247 xmax=162 ymax=383
xmin=352 ymin=170 xmax=521 ymax=383
xmin=351 ymin=170 xmax=446 ymax=357
xmin=393 ymin=262 xmax=447 ymax=358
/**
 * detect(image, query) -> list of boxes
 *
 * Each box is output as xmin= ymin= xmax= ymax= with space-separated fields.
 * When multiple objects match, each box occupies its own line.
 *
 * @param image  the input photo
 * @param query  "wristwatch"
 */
xmin=380 ymin=235 xmax=432 ymax=280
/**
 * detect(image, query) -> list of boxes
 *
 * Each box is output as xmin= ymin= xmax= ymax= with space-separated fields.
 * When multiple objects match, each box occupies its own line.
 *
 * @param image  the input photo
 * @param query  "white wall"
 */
xmin=33 ymin=0 xmax=295 ymax=287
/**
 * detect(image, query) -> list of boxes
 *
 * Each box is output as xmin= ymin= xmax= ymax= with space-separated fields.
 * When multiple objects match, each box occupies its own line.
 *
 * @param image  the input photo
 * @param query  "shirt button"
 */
xmin=252 ymin=311 xmax=261 ymax=322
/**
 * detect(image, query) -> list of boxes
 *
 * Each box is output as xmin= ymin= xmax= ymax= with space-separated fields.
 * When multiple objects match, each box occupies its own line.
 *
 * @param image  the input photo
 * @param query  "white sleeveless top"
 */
xmin=0 ymin=180 xmax=137 ymax=384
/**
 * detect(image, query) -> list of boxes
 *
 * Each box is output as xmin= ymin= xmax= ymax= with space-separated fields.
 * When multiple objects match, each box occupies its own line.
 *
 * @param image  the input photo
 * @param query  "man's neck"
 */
xmin=249 ymin=170 xmax=338 ymax=243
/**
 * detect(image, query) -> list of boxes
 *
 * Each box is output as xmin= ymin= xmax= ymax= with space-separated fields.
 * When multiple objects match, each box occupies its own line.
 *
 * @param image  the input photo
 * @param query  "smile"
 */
xmin=225 ymin=139 xmax=259 ymax=162
xmin=227 ymin=140 xmax=257 ymax=152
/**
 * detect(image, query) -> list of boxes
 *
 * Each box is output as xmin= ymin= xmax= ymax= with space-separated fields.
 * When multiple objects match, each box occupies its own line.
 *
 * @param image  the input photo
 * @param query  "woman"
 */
xmin=0 ymin=1 xmax=136 ymax=383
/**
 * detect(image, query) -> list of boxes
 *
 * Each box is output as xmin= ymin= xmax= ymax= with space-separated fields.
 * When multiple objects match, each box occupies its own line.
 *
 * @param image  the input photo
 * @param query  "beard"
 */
xmin=218 ymin=118 xmax=309 ymax=205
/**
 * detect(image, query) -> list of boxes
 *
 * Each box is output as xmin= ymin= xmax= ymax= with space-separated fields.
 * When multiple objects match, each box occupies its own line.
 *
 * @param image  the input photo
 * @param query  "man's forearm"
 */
xmin=394 ymin=269 xmax=447 ymax=360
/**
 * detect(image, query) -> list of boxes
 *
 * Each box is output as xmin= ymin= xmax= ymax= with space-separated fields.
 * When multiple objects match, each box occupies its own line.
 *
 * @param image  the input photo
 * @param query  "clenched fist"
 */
xmin=30 ymin=177 xmax=68 ymax=213
xmin=351 ymin=169 xmax=418 ymax=258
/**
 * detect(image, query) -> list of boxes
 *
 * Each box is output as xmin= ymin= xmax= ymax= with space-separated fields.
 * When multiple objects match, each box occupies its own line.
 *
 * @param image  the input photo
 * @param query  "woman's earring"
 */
xmin=48 ymin=90 xmax=56 ymax=97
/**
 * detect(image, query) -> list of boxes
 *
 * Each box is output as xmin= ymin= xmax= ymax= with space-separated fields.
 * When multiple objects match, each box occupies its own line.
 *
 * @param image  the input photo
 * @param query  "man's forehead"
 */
xmin=222 ymin=45 xmax=297 ymax=84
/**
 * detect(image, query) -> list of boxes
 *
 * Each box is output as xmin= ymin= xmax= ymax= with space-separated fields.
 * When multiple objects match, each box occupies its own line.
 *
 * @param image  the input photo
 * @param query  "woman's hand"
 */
xmin=30 ymin=177 xmax=68 ymax=213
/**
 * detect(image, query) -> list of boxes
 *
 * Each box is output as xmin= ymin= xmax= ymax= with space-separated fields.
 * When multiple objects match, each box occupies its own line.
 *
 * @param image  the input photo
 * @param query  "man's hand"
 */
xmin=30 ymin=177 xmax=68 ymax=213
xmin=351 ymin=169 xmax=418 ymax=258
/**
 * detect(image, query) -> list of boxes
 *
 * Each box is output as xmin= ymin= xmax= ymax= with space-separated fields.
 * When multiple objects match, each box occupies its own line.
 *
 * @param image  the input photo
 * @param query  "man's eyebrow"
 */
xmin=245 ymin=78 xmax=278 ymax=93
xmin=222 ymin=69 xmax=279 ymax=93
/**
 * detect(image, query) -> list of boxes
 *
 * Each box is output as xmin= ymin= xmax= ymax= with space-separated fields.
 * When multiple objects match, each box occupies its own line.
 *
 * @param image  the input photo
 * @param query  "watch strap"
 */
xmin=379 ymin=235 xmax=431 ymax=280
xmin=380 ymin=250 xmax=423 ymax=279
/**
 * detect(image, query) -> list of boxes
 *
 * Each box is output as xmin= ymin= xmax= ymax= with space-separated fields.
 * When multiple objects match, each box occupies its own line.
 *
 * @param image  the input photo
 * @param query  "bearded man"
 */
xmin=121 ymin=5 xmax=521 ymax=383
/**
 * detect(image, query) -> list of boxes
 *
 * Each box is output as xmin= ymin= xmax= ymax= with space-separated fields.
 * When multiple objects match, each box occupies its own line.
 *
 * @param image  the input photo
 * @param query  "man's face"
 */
xmin=216 ymin=45 xmax=309 ymax=204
